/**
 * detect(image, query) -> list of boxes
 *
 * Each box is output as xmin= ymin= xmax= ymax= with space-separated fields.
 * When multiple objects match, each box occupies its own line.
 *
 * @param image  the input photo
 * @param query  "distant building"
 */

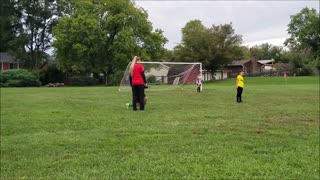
xmin=225 ymin=57 xmax=263 ymax=76
xmin=0 ymin=52 xmax=23 ymax=71
xmin=202 ymin=70 xmax=229 ymax=81
xmin=258 ymin=59 xmax=275 ymax=72
xmin=145 ymin=64 xmax=170 ymax=83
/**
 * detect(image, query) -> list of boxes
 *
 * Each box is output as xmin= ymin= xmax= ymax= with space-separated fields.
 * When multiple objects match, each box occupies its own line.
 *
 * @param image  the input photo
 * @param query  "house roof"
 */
xmin=0 ymin=52 xmax=19 ymax=63
xmin=226 ymin=59 xmax=264 ymax=67
xmin=228 ymin=60 xmax=250 ymax=66
xmin=258 ymin=59 xmax=275 ymax=64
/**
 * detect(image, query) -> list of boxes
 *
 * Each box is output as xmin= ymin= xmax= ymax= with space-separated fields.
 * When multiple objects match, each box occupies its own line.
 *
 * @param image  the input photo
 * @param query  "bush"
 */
xmin=147 ymin=75 xmax=156 ymax=83
xmin=67 ymin=76 xmax=97 ymax=86
xmin=0 ymin=69 xmax=41 ymax=87
xmin=296 ymin=64 xmax=315 ymax=76
xmin=109 ymin=71 xmax=124 ymax=86
xmin=39 ymin=66 xmax=65 ymax=85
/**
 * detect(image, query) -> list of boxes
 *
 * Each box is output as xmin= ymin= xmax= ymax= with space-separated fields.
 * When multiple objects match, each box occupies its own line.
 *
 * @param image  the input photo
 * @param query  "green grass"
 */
xmin=1 ymin=76 xmax=319 ymax=179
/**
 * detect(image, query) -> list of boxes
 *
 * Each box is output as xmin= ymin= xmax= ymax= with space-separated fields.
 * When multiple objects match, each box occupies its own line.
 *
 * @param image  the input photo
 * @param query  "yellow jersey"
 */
xmin=237 ymin=75 xmax=244 ymax=87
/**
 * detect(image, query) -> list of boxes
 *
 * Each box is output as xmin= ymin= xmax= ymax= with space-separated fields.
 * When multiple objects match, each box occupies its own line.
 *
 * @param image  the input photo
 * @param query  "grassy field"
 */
xmin=1 ymin=76 xmax=319 ymax=179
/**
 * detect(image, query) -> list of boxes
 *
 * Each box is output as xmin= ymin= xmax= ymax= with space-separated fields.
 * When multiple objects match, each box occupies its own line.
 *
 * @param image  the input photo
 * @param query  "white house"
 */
xmin=144 ymin=64 xmax=170 ymax=83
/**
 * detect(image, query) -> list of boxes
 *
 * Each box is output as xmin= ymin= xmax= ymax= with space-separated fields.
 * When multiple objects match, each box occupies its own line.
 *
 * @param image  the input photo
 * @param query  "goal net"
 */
xmin=119 ymin=62 xmax=202 ymax=92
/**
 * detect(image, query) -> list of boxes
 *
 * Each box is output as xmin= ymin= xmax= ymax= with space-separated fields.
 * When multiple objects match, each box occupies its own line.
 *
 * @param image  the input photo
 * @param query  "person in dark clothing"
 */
xmin=128 ymin=75 xmax=148 ymax=109
xmin=129 ymin=56 xmax=148 ymax=111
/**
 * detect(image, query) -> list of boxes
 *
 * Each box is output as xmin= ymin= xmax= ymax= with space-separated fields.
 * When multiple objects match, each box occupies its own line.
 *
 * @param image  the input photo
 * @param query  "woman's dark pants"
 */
xmin=132 ymin=85 xmax=145 ymax=110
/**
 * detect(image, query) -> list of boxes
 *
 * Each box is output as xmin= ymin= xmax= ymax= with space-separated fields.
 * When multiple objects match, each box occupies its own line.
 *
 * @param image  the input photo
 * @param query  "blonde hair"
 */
xmin=129 ymin=56 xmax=141 ymax=76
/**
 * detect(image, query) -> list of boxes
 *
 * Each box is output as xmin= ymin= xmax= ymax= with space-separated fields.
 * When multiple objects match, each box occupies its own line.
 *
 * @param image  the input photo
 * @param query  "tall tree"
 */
xmin=53 ymin=0 xmax=167 ymax=83
xmin=174 ymin=20 xmax=243 ymax=75
xmin=285 ymin=7 xmax=320 ymax=68
xmin=0 ymin=0 xmax=15 ymax=52
xmin=238 ymin=46 xmax=251 ymax=60
xmin=204 ymin=23 xmax=243 ymax=74
xmin=8 ymin=0 xmax=70 ymax=71
xmin=249 ymin=43 xmax=283 ymax=61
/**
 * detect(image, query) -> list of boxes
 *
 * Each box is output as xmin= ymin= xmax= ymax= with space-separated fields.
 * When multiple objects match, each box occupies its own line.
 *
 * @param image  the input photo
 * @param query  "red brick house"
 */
xmin=226 ymin=58 xmax=263 ymax=76
xmin=0 ymin=53 xmax=23 ymax=71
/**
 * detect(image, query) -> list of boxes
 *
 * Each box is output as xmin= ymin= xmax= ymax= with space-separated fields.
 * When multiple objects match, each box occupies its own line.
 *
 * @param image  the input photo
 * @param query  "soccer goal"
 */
xmin=119 ymin=62 xmax=202 ymax=92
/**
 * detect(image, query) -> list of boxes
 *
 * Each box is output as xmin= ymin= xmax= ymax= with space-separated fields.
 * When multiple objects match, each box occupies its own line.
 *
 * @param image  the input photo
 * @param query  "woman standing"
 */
xmin=129 ymin=56 xmax=148 ymax=111
xmin=236 ymin=71 xmax=244 ymax=103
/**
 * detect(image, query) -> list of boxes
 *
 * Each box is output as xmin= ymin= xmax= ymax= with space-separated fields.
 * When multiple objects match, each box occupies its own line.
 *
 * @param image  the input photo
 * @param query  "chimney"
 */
xmin=251 ymin=56 xmax=257 ymax=74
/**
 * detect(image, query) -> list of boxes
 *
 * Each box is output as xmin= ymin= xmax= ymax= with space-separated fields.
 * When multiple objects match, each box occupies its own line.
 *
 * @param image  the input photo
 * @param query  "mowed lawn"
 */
xmin=1 ymin=76 xmax=319 ymax=179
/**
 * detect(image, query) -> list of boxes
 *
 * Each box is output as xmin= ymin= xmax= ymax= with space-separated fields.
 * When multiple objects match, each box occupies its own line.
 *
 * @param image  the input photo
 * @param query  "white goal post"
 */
xmin=119 ymin=61 xmax=203 ymax=92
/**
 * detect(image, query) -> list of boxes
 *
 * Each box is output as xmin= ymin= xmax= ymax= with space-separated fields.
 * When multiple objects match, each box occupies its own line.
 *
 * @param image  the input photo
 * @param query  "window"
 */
xmin=10 ymin=63 xmax=18 ymax=69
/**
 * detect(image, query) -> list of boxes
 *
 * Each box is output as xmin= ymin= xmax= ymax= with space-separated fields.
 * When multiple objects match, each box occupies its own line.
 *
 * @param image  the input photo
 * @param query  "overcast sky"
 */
xmin=135 ymin=0 xmax=319 ymax=50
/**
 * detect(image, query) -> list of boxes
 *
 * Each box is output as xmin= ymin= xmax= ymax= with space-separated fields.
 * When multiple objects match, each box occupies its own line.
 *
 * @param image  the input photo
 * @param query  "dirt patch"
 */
xmin=299 ymin=119 xmax=319 ymax=126
xmin=263 ymin=119 xmax=291 ymax=126
xmin=254 ymin=128 xmax=265 ymax=134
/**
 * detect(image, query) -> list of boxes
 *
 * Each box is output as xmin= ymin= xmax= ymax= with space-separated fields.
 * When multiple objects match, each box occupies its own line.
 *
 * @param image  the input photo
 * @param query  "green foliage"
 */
xmin=67 ymin=76 xmax=97 ymax=86
xmin=1 ymin=77 xmax=319 ymax=179
xmin=286 ymin=8 xmax=320 ymax=54
xmin=236 ymin=46 xmax=251 ymax=60
xmin=0 ymin=0 xmax=15 ymax=52
xmin=53 ymin=0 xmax=167 ymax=84
xmin=109 ymin=70 xmax=125 ymax=86
xmin=299 ymin=63 xmax=315 ymax=76
xmin=249 ymin=43 xmax=284 ymax=61
xmin=174 ymin=20 xmax=243 ymax=73
xmin=147 ymin=75 xmax=156 ymax=83
xmin=7 ymin=0 xmax=68 ymax=70
xmin=162 ymin=49 xmax=175 ymax=61
xmin=0 ymin=69 xmax=40 ymax=87
xmin=39 ymin=65 xmax=65 ymax=85
xmin=173 ymin=20 xmax=206 ymax=62
xmin=285 ymin=7 xmax=320 ymax=67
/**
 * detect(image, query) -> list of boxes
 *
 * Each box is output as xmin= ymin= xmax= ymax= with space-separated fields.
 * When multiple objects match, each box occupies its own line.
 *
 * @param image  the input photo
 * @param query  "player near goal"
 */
xmin=129 ymin=56 xmax=148 ymax=111
xmin=196 ymin=74 xmax=203 ymax=93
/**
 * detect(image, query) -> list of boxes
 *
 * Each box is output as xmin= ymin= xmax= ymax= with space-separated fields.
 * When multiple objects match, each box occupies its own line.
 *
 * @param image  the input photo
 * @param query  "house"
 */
xmin=145 ymin=64 xmax=170 ymax=83
xmin=258 ymin=59 xmax=275 ymax=72
xmin=226 ymin=58 xmax=263 ymax=76
xmin=0 ymin=52 xmax=23 ymax=71
xmin=144 ymin=63 xmax=201 ymax=84
xmin=202 ymin=69 xmax=229 ymax=81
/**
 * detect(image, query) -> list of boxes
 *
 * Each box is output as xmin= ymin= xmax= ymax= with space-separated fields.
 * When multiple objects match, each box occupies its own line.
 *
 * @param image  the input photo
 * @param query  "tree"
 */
xmin=204 ymin=23 xmax=243 ymax=74
xmin=285 ymin=7 xmax=320 ymax=68
xmin=171 ymin=20 xmax=207 ymax=62
xmin=7 ymin=0 xmax=70 ymax=72
xmin=238 ymin=46 xmax=251 ymax=60
xmin=249 ymin=43 xmax=283 ymax=62
xmin=53 ymin=0 xmax=167 ymax=84
xmin=0 ymin=0 xmax=15 ymax=52
xmin=161 ymin=49 xmax=174 ymax=62
xmin=174 ymin=20 xmax=243 ymax=75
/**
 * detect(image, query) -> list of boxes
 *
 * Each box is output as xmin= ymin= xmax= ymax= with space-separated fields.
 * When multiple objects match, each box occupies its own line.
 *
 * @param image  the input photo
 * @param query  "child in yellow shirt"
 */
xmin=236 ymin=71 xmax=244 ymax=103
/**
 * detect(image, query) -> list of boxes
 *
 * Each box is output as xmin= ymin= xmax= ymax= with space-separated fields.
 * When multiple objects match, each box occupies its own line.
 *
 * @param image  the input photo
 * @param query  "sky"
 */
xmin=134 ymin=0 xmax=319 ymax=50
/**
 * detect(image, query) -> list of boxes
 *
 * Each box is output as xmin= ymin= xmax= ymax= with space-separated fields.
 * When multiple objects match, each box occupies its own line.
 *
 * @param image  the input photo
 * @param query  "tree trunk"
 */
xmin=105 ymin=72 xmax=108 ymax=85
xmin=210 ymin=70 xmax=214 ymax=80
